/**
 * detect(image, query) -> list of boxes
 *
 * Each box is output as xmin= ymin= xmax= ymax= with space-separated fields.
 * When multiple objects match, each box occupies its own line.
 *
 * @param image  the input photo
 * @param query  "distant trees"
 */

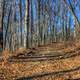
xmin=1 ymin=0 xmax=80 ymax=52
xmin=63 ymin=0 xmax=80 ymax=39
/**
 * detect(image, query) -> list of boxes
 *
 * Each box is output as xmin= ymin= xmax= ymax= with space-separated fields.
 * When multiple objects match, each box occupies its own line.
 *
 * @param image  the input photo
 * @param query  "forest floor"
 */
xmin=0 ymin=40 xmax=80 ymax=80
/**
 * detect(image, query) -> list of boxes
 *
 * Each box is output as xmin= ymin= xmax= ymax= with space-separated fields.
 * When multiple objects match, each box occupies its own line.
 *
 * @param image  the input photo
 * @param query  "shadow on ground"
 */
xmin=16 ymin=66 xmax=80 ymax=80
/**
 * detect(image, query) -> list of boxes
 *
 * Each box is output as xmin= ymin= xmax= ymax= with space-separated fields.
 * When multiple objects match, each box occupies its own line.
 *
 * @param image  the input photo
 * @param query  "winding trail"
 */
xmin=8 ymin=49 xmax=80 ymax=62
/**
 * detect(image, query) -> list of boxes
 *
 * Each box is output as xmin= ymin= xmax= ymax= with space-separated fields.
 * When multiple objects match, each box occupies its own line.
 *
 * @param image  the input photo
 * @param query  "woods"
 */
xmin=0 ymin=0 xmax=79 ymax=52
xmin=0 ymin=0 xmax=80 ymax=80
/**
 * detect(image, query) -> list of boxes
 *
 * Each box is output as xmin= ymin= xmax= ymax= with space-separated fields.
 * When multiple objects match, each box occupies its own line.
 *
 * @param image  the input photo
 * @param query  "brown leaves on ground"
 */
xmin=0 ymin=41 xmax=80 ymax=80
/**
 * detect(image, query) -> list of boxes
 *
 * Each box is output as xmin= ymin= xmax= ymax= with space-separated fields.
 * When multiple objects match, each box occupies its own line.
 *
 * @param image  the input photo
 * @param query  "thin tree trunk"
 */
xmin=20 ymin=0 xmax=23 ymax=46
xmin=26 ymin=0 xmax=30 ymax=48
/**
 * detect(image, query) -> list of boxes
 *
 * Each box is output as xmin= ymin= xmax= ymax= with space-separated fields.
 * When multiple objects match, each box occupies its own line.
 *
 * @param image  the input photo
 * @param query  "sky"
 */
xmin=21 ymin=0 xmax=80 ymax=32
xmin=67 ymin=0 xmax=80 ymax=22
